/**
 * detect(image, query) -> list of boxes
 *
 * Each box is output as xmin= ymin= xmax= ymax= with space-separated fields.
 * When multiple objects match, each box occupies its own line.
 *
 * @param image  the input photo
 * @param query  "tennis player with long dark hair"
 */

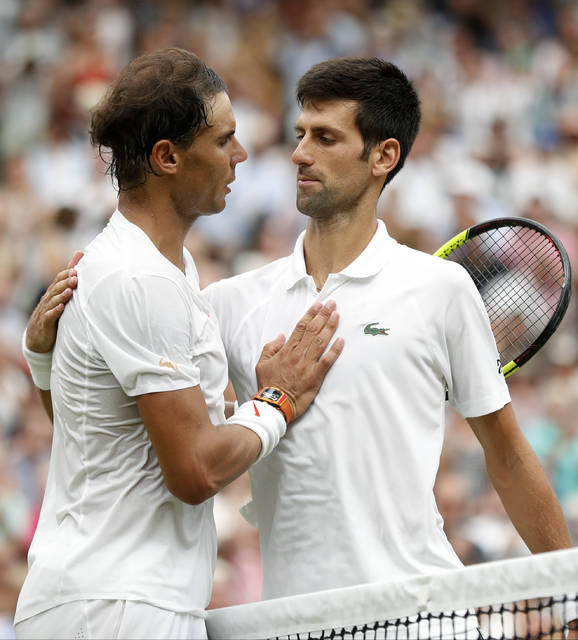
xmin=14 ymin=48 xmax=342 ymax=639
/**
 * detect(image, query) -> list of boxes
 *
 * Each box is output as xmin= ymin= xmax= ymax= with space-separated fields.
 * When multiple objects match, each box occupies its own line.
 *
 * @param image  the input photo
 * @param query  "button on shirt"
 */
xmin=204 ymin=220 xmax=510 ymax=599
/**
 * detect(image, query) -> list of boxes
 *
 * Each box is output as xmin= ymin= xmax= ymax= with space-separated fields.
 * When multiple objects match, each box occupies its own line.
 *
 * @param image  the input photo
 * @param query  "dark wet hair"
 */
xmin=90 ymin=48 xmax=226 ymax=190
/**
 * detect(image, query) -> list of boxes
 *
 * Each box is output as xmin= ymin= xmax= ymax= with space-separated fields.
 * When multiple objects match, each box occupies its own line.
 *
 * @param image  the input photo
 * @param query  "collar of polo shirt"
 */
xmin=283 ymin=219 xmax=395 ymax=291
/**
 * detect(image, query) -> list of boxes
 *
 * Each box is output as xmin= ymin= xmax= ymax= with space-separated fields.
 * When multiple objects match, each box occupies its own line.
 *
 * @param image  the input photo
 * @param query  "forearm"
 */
xmin=138 ymin=387 xmax=282 ymax=505
xmin=149 ymin=421 xmax=261 ymax=505
xmin=21 ymin=254 xmax=82 ymax=422
xmin=469 ymin=404 xmax=573 ymax=553
xmin=22 ymin=331 xmax=54 ymax=422
xmin=193 ymin=421 xmax=262 ymax=499
xmin=39 ymin=390 xmax=53 ymax=423
xmin=485 ymin=443 xmax=573 ymax=552
xmin=175 ymin=399 xmax=285 ymax=503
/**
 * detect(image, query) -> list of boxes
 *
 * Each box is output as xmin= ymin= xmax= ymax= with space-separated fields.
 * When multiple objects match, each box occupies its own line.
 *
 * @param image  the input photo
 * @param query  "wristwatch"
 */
xmin=252 ymin=387 xmax=294 ymax=424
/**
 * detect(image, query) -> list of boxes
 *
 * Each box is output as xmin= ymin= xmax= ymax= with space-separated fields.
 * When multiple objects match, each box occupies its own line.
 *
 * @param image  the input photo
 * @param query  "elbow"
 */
xmin=164 ymin=468 xmax=220 ymax=506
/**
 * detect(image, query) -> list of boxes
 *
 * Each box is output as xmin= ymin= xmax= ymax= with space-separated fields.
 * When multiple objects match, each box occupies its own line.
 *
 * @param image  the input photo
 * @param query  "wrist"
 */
xmin=21 ymin=330 xmax=53 ymax=391
xmin=252 ymin=386 xmax=295 ymax=424
xmin=226 ymin=400 xmax=287 ymax=461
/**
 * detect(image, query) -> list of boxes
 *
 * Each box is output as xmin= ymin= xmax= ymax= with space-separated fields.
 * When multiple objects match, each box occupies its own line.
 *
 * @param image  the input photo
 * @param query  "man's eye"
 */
xmin=320 ymin=137 xmax=334 ymax=144
xmin=220 ymin=133 xmax=236 ymax=146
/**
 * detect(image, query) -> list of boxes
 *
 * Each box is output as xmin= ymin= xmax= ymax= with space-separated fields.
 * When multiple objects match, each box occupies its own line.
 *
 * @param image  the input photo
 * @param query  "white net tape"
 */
xmin=206 ymin=548 xmax=578 ymax=639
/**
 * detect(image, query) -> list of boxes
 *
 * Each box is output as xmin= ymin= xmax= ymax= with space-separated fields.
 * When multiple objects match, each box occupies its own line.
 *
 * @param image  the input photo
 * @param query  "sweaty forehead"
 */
xmin=203 ymin=91 xmax=236 ymax=134
xmin=295 ymin=99 xmax=359 ymax=130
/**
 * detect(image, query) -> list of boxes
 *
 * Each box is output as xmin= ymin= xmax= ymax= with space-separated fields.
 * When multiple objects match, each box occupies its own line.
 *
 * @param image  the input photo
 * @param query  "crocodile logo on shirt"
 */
xmin=364 ymin=322 xmax=389 ymax=336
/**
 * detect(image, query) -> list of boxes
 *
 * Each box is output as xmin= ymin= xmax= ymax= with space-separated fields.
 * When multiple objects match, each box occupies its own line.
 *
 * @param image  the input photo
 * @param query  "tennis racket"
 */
xmin=434 ymin=217 xmax=573 ymax=377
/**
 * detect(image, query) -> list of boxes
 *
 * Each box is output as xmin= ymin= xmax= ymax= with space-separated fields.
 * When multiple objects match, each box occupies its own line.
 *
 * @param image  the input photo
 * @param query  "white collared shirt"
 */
xmin=16 ymin=211 xmax=228 ymax=622
xmin=204 ymin=220 xmax=510 ymax=599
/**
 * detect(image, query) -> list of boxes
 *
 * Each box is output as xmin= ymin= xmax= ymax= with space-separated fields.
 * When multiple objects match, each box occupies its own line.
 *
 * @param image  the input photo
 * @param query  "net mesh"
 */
xmin=247 ymin=597 xmax=574 ymax=639
xmin=443 ymin=226 xmax=566 ymax=369
xmin=206 ymin=548 xmax=578 ymax=640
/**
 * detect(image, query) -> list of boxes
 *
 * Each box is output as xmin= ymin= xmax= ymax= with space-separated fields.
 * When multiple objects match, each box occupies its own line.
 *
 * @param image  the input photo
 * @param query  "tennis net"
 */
xmin=206 ymin=547 xmax=578 ymax=639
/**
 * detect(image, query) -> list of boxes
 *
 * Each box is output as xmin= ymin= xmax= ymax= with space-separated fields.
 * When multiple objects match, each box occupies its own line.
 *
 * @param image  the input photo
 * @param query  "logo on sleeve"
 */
xmin=159 ymin=357 xmax=179 ymax=372
xmin=364 ymin=322 xmax=389 ymax=336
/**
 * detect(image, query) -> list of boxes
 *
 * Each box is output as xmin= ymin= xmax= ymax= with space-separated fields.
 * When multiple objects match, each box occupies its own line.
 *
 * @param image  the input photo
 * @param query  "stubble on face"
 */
xmin=293 ymin=99 xmax=373 ymax=222
xmin=296 ymin=172 xmax=370 ymax=221
xmin=172 ymin=91 xmax=241 ymax=220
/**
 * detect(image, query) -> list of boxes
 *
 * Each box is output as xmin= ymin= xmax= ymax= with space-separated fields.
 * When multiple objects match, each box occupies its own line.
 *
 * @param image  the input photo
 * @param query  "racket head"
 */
xmin=435 ymin=217 xmax=573 ymax=377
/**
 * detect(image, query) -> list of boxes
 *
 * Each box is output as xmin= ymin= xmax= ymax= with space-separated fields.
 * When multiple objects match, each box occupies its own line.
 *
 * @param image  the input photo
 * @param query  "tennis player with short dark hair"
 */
xmin=204 ymin=57 xmax=574 ymax=599
xmin=14 ymin=48 xmax=342 ymax=639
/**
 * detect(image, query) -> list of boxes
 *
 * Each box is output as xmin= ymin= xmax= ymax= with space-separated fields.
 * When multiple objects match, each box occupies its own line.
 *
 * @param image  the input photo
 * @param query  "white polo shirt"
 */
xmin=16 ymin=210 xmax=228 ymax=622
xmin=204 ymin=220 xmax=510 ymax=599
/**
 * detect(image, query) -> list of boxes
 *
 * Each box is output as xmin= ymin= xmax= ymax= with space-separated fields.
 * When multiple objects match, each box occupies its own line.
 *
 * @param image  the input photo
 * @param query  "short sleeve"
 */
xmin=85 ymin=271 xmax=201 ymax=396
xmin=444 ymin=266 xmax=511 ymax=417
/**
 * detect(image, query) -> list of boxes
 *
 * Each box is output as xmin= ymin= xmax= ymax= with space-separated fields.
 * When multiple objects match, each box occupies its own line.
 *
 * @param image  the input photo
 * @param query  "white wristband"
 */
xmin=226 ymin=400 xmax=287 ymax=462
xmin=21 ymin=330 xmax=53 ymax=391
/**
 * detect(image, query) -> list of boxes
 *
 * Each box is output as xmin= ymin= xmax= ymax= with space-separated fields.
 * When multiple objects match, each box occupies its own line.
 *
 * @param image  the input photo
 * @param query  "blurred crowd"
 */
xmin=0 ymin=0 xmax=577 ymax=635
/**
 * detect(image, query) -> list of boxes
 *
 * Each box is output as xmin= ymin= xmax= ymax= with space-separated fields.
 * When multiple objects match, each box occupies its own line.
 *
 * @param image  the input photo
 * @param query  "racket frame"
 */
xmin=434 ymin=217 xmax=573 ymax=377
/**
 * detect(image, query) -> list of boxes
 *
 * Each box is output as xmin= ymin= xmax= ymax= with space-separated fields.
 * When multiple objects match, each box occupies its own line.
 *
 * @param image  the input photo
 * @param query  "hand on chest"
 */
xmin=255 ymin=284 xmax=435 ymax=378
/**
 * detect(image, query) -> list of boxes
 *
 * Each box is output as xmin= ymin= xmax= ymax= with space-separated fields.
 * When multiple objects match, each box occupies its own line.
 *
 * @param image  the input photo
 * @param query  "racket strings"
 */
xmin=448 ymin=227 xmax=565 ymax=366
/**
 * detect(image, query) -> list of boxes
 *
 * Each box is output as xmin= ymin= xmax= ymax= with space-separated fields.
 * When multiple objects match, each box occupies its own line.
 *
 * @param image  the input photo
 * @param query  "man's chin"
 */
xmin=296 ymin=197 xmax=331 ymax=219
xmin=200 ymin=200 xmax=227 ymax=216
xmin=296 ymin=196 xmax=315 ymax=217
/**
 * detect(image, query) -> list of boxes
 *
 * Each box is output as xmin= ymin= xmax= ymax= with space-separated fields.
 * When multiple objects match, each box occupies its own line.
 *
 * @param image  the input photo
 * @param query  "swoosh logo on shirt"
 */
xmin=159 ymin=357 xmax=178 ymax=372
xmin=252 ymin=402 xmax=260 ymax=417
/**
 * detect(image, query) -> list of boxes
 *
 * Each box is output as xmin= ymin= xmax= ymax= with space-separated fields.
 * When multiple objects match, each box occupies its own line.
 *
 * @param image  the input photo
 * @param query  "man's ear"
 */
xmin=371 ymin=138 xmax=400 ymax=179
xmin=150 ymin=140 xmax=178 ymax=175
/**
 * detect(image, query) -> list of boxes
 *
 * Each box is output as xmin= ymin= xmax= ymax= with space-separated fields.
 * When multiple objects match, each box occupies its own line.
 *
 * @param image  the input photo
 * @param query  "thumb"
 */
xmin=259 ymin=334 xmax=286 ymax=361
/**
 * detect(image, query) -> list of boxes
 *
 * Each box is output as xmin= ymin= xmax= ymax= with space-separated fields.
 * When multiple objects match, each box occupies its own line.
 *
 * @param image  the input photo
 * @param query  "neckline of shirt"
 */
xmin=284 ymin=219 xmax=396 ymax=290
xmin=112 ymin=209 xmax=195 ymax=280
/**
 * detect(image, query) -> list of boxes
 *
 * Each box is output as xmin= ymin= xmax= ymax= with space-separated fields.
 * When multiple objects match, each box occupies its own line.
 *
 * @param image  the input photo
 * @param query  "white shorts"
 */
xmin=14 ymin=599 xmax=207 ymax=639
